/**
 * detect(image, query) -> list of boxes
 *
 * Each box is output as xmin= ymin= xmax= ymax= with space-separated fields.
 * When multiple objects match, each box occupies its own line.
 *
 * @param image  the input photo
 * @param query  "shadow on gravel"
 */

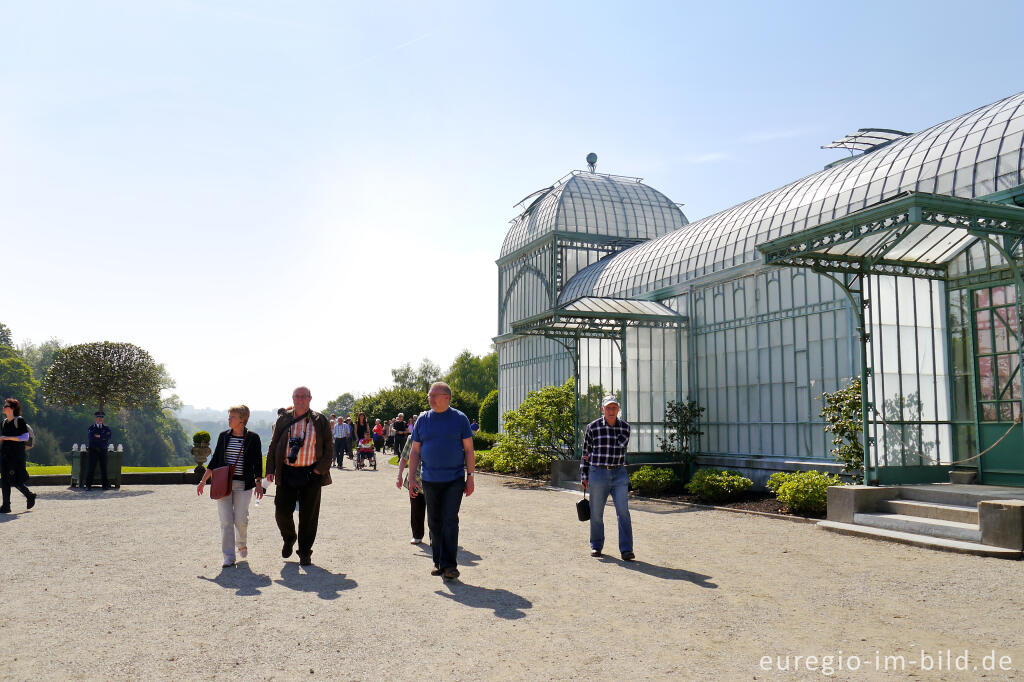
xmin=0 ymin=512 xmax=20 ymax=523
xmin=437 ymin=582 xmax=532 ymax=620
xmin=275 ymin=562 xmax=357 ymax=600
xmin=627 ymin=500 xmax=705 ymax=515
xmin=457 ymin=547 xmax=482 ymax=566
xmin=600 ymin=558 xmax=717 ymax=588
xmin=37 ymin=488 xmax=154 ymax=501
xmin=198 ymin=563 xmax=273 ymax=596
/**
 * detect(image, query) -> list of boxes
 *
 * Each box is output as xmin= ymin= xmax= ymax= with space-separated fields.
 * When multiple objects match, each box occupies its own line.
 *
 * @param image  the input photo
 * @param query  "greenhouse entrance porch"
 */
xmin=758 ymin=191 xmax=1024 ymax=487
xmin=823 ymin=483 xmax=1024 ymax=558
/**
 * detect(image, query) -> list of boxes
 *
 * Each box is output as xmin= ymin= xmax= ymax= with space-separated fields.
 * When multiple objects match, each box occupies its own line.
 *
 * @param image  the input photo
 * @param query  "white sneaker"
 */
xmin=410 ymin=538 xmax=422 ymax=545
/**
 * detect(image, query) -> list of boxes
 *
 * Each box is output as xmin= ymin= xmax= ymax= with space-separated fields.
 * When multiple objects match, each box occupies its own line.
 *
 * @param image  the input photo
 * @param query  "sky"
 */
xmin=3 ymin=0 xmax=1023 ymax=411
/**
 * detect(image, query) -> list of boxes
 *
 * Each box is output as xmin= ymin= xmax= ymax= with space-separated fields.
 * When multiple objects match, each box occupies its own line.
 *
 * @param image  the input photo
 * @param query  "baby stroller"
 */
xmin=356 ymin=441 xmax=376 ymax=470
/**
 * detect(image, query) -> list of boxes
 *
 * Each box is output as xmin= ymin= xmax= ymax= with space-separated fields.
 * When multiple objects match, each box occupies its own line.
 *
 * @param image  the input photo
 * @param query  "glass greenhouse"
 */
xmin=496 ymin=91 xmax=1024 ymax=487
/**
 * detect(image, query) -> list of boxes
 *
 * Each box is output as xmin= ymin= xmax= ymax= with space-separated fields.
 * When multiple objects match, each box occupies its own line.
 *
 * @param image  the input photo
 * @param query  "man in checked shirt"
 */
xmin=580 ymin=395 xmax=634 ymax=561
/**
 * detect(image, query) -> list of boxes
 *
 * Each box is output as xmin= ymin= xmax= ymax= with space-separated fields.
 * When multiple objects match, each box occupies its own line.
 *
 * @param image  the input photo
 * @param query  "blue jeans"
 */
xmin=422 ymin=477 xmax=465 ymax=570
xmin=588 ymin=466 xmax=632 ymax=553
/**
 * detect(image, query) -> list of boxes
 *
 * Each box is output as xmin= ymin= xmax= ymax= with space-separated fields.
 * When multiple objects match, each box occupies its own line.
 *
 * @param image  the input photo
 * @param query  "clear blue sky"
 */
xmin=3 ymin=0 xmax=1022 ymax=410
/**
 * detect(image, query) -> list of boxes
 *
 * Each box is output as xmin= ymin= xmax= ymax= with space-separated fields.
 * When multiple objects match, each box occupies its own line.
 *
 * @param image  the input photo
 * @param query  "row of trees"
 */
xmin=325 ymin=350 xmax=499 ymax=428
xmin=0 ymin=322 xmax=189 ymax=466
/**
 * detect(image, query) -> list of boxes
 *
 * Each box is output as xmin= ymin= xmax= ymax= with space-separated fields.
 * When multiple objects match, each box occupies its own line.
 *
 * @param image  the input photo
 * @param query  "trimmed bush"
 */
xmin=684 ymin=468 xmax=752 ymax=504
xmin=473 ymin=431 xmax=498 ymax=452
xmin=629 ymin=465 xmax=677 ymax=497
xmin=766 ymin=471 xmax=797 ymax=494
xmin=489 ymin=435 xmax=553 ymax=478
xmin=479 ymin=389 xmax=499 ymax=433
xmin=192 ymin=431 xmax=211 ymax=446
xmin=475 ymin=450 xmax=493 ymax=471
xmin=774 ymin=470 xmax=843 ymax=515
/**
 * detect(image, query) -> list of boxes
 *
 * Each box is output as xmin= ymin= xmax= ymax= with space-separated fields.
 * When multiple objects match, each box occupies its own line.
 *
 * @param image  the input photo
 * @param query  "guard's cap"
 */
xmin=94 ymin=411 xmax=105 ymax=417
xmin=601 ymin=395 xmax=620 ymax=408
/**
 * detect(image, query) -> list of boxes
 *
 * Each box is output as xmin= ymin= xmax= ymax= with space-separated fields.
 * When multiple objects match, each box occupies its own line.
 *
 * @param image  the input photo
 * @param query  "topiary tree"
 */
xmin=820 ymin=377 xmax=864 ymax=482
xmin=42 ymin=341 xmax=170 ymax=414
xmin=479 ymin=389 xmax=499 ymax=433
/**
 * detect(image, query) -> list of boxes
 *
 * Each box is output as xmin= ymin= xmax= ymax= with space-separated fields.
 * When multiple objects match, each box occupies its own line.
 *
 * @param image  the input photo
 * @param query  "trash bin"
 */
xmin=70 ymin=448 xmax=123 ymax=488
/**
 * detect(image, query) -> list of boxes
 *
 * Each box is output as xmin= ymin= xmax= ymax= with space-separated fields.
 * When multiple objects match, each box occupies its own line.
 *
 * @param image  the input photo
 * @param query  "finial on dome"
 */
xmin=586 ymin=153 xmax=597 ymax=173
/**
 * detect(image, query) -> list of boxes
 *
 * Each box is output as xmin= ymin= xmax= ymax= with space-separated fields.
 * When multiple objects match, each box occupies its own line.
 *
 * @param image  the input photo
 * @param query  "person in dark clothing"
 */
xmin=265 ymin=387 xmax=334 ymax=566
xmin=85 ymin=410 xmax=113 ymax=490
xmin=355 ymin=412 xmax=370 ymax=442
xmin=1 ymin=398 xmax=36 ymax=513
xmin=392 ymin=413 xmax=409 ymax=458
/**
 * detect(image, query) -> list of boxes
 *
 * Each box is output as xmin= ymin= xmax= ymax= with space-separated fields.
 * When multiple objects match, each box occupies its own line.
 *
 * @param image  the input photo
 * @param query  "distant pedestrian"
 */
xmin=407 ymin=382 xmax=475 ymax=581
xmin=355 ymin=412 xmax=370 ymax=442
xmin=0 ymin=398 xmax=35 ymax=513
xmin=392 ymin=413 xmax=409 ymax=456
xmin=196 ymin=405 xmax=264 ymax=567
xmin=84 ymin=410 xmax=113 ymax=490
xmin=470 ymin=419 xmax=480 ymax=433
xmin=372 ymin=419 xmax=384 ymax=452
xmin=332 ymin=415 xmax=349 ymax=469
xmin=395 ymin=426 xmax=426 ymax=545
xmin=580 ymin=396 xmax=634 ymax=561
xmin=265 ymin=387 xmax=333 ymax=566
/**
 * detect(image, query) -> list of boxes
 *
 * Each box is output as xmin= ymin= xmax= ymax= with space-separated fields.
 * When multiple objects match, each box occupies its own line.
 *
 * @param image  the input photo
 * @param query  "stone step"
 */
xmin=818 ymin=521 xmax=1021 ymax=559
xmin=896 ymin=484 xmax=1024 ymax=507
xmin=877 ymin=499 xmax=978 ymax=524
xmin=853 ymin=512 xmax=982 ymax=543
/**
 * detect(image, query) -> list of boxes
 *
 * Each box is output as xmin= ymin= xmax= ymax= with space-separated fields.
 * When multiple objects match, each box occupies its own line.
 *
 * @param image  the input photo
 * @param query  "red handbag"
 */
xmin=210 ymin=465 xmax=235 ymax=500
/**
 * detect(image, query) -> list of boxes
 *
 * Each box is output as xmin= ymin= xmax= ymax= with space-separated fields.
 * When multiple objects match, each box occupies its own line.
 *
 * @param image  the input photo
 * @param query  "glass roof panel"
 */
xmin=559 ymin=91 xmax=1024 ymax=302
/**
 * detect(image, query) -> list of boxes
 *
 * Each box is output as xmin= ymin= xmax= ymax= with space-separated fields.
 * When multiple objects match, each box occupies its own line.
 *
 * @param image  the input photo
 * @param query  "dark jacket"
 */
xmin=209 ymin=428 xmax=264 ymax=490
xmin=267 ymin=410 xmax=333 ymax=487
xmin=1 ymin=416 xmax=29 ymax=485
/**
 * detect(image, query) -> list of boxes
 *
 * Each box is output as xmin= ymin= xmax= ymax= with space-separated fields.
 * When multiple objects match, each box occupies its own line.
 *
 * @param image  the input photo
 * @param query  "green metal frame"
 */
xmin=758 ymin=191 xmax=1024 ymax=485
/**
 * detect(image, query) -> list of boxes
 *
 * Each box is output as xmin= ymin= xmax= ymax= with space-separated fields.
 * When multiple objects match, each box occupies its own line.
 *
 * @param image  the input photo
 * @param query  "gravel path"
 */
xmin=2 ymin=466 xmax=1023 ymax=680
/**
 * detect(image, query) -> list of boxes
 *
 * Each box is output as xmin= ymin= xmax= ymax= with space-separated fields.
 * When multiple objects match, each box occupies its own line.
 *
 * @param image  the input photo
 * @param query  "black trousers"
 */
xmin=85 ymin=447 xmax=109 ymax=488
xmin=409 ymin=488 xmax=426 ymax=540
xmin=333 ymin=438 xmax=345 ymax=467
xmin=1 ymin=478 xmax=32 ymax=509
xmin=274 ymin=477 xmax=323 ymax=558
xmin=422 ymin=478 xmax=465 ymax=570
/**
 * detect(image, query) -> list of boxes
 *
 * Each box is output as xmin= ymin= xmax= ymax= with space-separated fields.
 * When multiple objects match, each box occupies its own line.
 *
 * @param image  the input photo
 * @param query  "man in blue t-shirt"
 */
xmin=408 ymin=381 xmax=475 ymax=581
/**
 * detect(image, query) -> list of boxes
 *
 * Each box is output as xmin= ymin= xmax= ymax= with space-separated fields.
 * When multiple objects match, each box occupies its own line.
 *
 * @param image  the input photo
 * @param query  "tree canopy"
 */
xmin=325 ymin=392 xmax=355 ymax=417
xmin=42 ymin=341 xmax=171 ymax=413
xmin=444 ymin=350 xmax=497 ymax=401
xmin=391 ymin=358 xmax=442 ymax=392
xmin=0 ymin=346 xmax=39 ymax=416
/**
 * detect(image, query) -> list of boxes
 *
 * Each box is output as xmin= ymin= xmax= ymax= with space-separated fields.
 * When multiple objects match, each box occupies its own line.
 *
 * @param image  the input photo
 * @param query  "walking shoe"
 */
xmin=298 ymin=554 xmax=312 ymax=566
xmin=238 ymin=546 xmax=247 ymax=559
xmin=590 ymin=549 xmax=602 ymax=557
xmin=26 ymin=493 xmax=36 ymax=510
xmin=410 ymin=538 xmax=422 ymax=545
xmin=442 ymin=567 xmax=460 ymax=581
xmin=430 ymin=566 xmax=442 ymax=576
xmin=282 ymin=540 xmax=294 ymax=558
xmin=0 ymin=506 xmax=10 ymax=514
xmin=223 ymin=559 xmax=236 ymax=568
xmin=621 ymin=551 xmax=635 ymax=562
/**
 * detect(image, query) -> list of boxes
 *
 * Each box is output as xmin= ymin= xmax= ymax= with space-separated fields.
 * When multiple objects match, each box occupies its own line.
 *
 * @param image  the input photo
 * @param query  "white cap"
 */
xmin=602 ymin=395 xmax=620 ymax=408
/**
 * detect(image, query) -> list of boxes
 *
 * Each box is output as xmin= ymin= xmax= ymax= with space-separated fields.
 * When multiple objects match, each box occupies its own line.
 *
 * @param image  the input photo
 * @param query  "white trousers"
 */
xmin=217 ymin=479 xmax=251 ymax=561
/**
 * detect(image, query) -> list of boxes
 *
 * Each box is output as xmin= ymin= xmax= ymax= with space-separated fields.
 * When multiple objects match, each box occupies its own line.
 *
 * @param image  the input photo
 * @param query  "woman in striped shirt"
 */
xmin=197 ymin=405 xmax=264 ymax=567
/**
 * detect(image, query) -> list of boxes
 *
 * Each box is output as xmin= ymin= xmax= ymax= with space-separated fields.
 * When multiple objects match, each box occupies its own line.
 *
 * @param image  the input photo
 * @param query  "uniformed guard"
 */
xmin=85 ymin=411 xmax=113 ymax=490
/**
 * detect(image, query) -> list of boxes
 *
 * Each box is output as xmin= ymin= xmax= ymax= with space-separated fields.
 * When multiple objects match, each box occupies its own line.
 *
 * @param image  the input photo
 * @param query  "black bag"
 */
xmin=576 ymin=490 xmax=590 ymax=522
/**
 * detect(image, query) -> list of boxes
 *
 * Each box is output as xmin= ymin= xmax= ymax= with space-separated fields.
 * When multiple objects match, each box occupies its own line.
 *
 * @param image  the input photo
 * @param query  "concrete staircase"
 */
xmin=820 ymin=484 xmax=1024 ymax=559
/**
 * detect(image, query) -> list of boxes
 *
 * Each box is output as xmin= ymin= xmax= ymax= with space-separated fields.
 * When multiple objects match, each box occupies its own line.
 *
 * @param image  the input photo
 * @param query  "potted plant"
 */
xmin=191 ymin=431 xmax=212 ymax=472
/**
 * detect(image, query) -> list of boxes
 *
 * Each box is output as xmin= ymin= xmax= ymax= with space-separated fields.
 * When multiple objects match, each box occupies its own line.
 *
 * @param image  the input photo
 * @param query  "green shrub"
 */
xmin=775 ymin=470 xmax=843 ymax=515
xmin=473 ymin=431 xmax=498 ymax=452
xmin=192 ymin=431 xmax=211 ymax=446
xmin=766 ymin=471 xmax=798 ymax=494
xmin=684 ymin=468 xmax=752 ymax=503
xmin=475 ymin=450 xmax=493 ymax=471
xmin=479 ymin=389 xmax=499 ymax=433
xmin=490 ymin=435 xmax=553 ymax=477
xmin=629 ymin=466 xmax=677 ymax=496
